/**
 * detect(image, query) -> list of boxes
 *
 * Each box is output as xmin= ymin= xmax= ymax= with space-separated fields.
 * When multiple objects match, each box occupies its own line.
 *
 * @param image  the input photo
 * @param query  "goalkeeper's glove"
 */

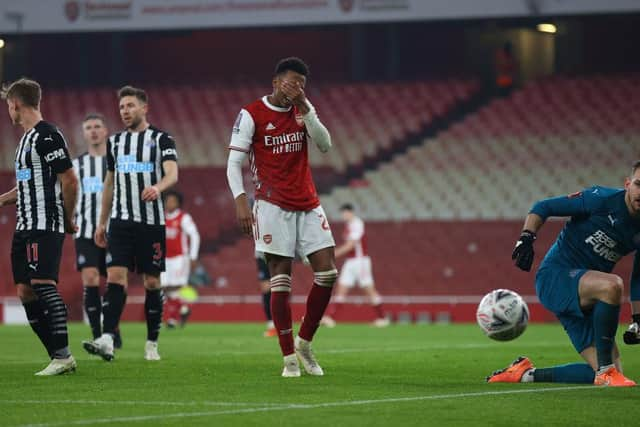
xmin=512 ymin=230 xmax=536 ymax=272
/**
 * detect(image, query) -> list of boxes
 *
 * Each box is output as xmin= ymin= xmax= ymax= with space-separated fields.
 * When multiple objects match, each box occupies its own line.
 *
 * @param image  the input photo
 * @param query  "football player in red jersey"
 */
xmin=161 ymin=190 xmax=200 ymax=328
xmin=227 ymin=57 xmax=336 ymax=377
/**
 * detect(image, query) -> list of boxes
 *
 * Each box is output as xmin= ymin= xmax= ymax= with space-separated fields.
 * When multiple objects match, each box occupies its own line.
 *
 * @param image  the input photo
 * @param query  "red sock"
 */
xmin=373 ymin=303 xmax=385 ymax=319
xmin=270 ymin=274 xmax=294 ymax=356
xmin=271 ymin=291 xmax=293 ymax=355
xmin=299 ymin=277 xmax=335 ymax=341
xmin=163 ymin=297 xmax=180 ymax=323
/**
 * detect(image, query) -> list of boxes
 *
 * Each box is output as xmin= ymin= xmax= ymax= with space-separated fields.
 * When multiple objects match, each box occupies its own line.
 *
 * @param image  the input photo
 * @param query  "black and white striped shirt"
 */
xmin=14 ymin=121 xmax=73 ymax=233
xmin=73 ymin=153 xmax=107 ymax=239
xmin=107 ymin=126 xmax=177 ymax=226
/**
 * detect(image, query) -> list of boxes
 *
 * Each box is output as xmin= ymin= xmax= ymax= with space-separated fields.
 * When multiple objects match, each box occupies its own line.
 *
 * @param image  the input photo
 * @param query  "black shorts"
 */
xmin=11 ymin=230 xmax=65 ymax=285
xmin=256 ymin=257 xmax=270 ymax=281
xmin=75 ymin=237 xmax=107 ymax=277
xmin=107 ymin=219 xmax=166 ymax=276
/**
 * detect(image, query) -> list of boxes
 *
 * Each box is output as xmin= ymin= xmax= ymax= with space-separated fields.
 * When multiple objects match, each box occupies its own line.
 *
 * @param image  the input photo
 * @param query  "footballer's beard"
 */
xmin=127 ymin=116 xmax=143 ymax=131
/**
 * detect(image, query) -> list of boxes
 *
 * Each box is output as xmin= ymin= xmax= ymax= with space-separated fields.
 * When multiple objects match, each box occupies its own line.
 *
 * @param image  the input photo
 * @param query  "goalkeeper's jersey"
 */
xmin=531 ymin=186 xmax=640 ymax=272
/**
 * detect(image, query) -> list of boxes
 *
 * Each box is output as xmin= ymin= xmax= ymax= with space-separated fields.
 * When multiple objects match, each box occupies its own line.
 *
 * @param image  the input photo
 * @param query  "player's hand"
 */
xmin=95 ymin=224 xmax=108 ymax=248
xmin=141 ymin=185 xmax=160 ymax=202
xmin=281 ymin=80 xmax=309 ymax=114
xmin=512 ymin=230 xmax=536 ymax=271
xmin=64 ymin=216 xmax=79 ymax=234
xmin=235 ymin=195 xmax=254 ymax=237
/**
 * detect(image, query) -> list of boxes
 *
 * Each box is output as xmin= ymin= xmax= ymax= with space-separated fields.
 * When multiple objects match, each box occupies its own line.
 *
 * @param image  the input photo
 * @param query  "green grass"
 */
xmin=1 ymin=322 xmax=638 ymax=426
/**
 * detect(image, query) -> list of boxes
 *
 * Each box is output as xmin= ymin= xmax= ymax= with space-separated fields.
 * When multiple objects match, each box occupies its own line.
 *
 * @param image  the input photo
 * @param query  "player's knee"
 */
xmin=107 ymin=270 xmax=126 ymax=285
xmin=144 ymin=275 xmax=161 ymax=290
xmin=16 ymin=284 xmax=36 ymax=302
xmin=314 ymin=269 xmax=338 ymax=288
xmin=603 ymin=275 xmax=623 ymax=304
xmin=82 ymin=269 xmax=100 ymax=286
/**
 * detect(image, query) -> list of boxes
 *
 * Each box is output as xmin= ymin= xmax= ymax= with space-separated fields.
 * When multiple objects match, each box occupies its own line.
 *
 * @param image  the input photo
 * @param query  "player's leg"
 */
xmin=81 ymin=267 xmax=102 ymax=339
xmin=358 ymin=257 xmax=387 ymax=326
xmin=257 ymin=256 xmax=276 ymax=337
xmin=577 ymin=271 xmax=634 ymax=385
xmin=295 ymin=206 xmax=337 ymax=376
xmin=83 ymin=220 xmax=133 ymax=360
xmin=253 ymin=199 xmax=299 ymax=376
xmin=161 ymin=256 xmax=182 ymax=328
xmin=143 ymin=273 xmax=163 ymax=361
xmin=139 ymin=223 xmax=166 ymax=361
xmin=266 ymin=253 xmax=298 ymax=376
xmin=12 ymin=231 xmax=53 ymax=359
xmin=27 ymin=232 xmax=76 ymax=375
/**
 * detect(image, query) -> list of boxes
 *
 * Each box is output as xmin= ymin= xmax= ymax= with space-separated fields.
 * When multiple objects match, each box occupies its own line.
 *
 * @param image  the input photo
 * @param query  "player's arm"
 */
xmin=96 ymin=142 xmax=115 ymax=248
xmin=95 ymin=171 xmax=113 ymax=248
xmin=0 ymin=187 xmax=17 ymax=207
xmin=58 ymin=169 xmax=79 ymax=234
xmin=227 ymin=109 xmax=255 ymax=237
xmin=183 ymin=213 xmax=200 ymax=268
xmin=334 ymin=240 xmax=356 ymax=259
xmin=40 ymin=132 xmax=78 ymax=233
xmin=281 ymin=80 xmax=331 ymax=152
xmin=142 ymin=134 xmax=178 ymax=201
xmin=512 ymin=190 xmax=592 ymax=271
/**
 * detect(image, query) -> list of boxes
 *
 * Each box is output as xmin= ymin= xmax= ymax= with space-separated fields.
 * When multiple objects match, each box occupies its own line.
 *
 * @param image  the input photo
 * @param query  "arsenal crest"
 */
xmin=264 ymin=234 xmax=272 ymax=244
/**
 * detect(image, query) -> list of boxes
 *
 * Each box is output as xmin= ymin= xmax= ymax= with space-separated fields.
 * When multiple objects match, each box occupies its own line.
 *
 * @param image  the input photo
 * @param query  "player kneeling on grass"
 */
xmin=487 ymin=162 xmax=640 ymax=387
xmin=227 ymin=57 xmax=336 ymax=377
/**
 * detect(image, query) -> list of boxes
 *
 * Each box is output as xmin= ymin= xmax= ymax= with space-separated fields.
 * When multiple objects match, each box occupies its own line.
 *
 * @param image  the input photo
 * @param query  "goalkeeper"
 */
xmin=487 ymin=162 xmax=640 ymax=387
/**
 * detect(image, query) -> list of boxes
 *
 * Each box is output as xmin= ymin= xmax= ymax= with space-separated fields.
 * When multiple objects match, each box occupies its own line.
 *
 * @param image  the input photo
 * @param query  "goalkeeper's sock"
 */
xmin=593 ymin=301 xmax=620 ymax=368
xmin=524 ymin=363 xmax=595 ymax=383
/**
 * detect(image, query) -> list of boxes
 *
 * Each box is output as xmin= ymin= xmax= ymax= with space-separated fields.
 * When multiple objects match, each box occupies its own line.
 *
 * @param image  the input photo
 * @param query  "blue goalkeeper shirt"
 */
xmin=531 ymin=186 xmax=640 ymax=299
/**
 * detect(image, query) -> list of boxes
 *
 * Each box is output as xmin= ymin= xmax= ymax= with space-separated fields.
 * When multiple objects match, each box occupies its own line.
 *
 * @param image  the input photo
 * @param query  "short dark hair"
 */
xmin=163 ymin=189 xmax=183 ymax=207
xmin=82 ymin=113 xmax=106 ymax=125
xmin=117 ymin=85 xmax=148 ymax=103
xmin=1 ymin=78 xmax=41 ymax=108
xmin=339 ymin=203 xmax=354 ymax=212
xmin=274 ymin=57 xmax=309 ymax=77
xmin=632 ymin=161 xmax=640 ymax=176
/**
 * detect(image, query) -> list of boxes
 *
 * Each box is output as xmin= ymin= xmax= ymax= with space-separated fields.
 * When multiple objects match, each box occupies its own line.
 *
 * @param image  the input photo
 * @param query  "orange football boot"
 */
xmin=486 ymin=357 xmax=534 ymax=383
xmin=594 ymin=366 xmax=636 ymax=387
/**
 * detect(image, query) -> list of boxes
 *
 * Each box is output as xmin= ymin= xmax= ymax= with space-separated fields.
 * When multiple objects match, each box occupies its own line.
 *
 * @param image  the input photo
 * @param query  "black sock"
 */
xmin=23 ymin=300 xmax=54 ymax=358
xmin=83 ymin=286 xmax=102 ymax=339
xmin=262 ymin=292 xmax=272 ymax=321
xmin=103 ymin=283 xmax=126 ymax=335
xmin=633 ymin=313 xmax=640 ymax=324
xmin=145 ymin=288 xmax=163 ymax=342
xmin=31 ymin=284 xmax=70 ymax=359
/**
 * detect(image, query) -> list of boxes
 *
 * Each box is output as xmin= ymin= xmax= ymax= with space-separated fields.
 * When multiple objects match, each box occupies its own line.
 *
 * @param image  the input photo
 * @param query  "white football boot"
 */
xmin=372 ymin=317 xmax=391 ymax=328
xmin=295 ymin=336 xmax=324 ymax=376
xmin=281 ymin=354 xmax=301 ymax=377
xmin=82 ymin=334 xmax=114 ymax=361
xmin=35 ymin=355 xmax=77 ymax=376
xmin=144 ymin=340 xmax=161 ymax=361
xmin=320 ymin=315 xmax=336 ymax=328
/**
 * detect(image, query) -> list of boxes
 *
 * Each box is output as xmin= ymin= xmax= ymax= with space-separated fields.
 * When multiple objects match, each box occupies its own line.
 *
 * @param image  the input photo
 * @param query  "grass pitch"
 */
xmin=1 ymin=322 xmax=638 ymax=426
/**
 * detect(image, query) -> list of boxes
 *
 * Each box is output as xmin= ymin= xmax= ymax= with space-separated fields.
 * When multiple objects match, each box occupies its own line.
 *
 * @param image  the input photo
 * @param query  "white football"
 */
xmin=476 ymin=289 xmax=529 ymax=341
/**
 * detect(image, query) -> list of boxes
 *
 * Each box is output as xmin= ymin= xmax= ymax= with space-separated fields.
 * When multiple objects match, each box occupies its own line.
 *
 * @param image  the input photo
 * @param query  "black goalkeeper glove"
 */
xmin=512 ymin=230 xmax=536 ymax=272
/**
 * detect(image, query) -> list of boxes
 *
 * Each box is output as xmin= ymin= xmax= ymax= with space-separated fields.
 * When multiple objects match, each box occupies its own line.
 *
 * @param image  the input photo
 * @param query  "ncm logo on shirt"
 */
xmin=117 ymin=155 xmax=154 ymax=173
xmin=44 ymin=148 xmax=67 ymax=162
xmin=584 ymin=230 xmax=623 ymax=263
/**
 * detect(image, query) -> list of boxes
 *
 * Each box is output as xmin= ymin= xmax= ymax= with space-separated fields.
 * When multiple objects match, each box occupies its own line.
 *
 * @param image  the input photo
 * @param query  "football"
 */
xmin=476 ymin=289 xmax=529 ymax=341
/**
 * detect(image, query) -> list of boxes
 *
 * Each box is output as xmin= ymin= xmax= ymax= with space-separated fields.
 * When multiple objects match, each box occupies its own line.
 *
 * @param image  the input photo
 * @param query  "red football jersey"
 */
xmin=229 ymin=96 xmax=320 ymax=211
xmin=344 ymin=216 xmax=368 ymax=258
xmin=165 ymin=209 xmax=200 ymax=259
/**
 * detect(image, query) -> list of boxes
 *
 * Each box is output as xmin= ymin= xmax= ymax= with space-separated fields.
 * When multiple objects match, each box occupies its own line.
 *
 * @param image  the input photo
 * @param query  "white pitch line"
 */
xmin=16 ymin=385 xmax=596 ymax=427
xmin=0 ymin=399 xmax=283 ymax=407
